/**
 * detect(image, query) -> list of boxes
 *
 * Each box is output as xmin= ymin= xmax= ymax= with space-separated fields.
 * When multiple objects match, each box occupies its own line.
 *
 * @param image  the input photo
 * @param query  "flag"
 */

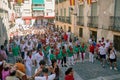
xmin=15 ymin=0 xmax=24 ymax=4
xmin=70 ymin=0 xmax=75 ymax=6
xmin=87 ymin=0 xmax=92 ymax=5
xmin=79 ymin=0 xmax=84 ymax=3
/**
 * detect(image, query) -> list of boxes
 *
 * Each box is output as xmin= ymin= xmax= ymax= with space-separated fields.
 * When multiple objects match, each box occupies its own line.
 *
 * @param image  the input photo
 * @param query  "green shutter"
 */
xmin=32 ymin=0 xmax=44 ymax=4
xmin=91 ymin=2 xmax=97 ymax=16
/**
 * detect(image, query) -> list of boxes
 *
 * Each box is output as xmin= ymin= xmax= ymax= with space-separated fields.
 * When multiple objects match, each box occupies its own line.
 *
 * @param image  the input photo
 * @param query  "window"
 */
xmin=60 ymin=9 xmax=62 ymax=16
xmin=79 ymin=28 xmax=83 ymax=37
xmin=24 ymin=0 xmax=29 ymax=3
xmin=114 ymin=35 xmax=120 ymax=51
xmin=90 ymin=31 xmax=97 ymax=42
xmin=46 ymin=0 xmax=52 ymax=2
xmin=79 ymin=5 xmax=83 ymax=16
xmin=91 ymin=2 xmax=97 ymax=16
xmin=68 ymin=26 xmax=71 ymax=32
xmin=46 ymin=9 xmax=52 ymax=12
xmin=114 ymin=0 xmax=120 ymax=29
xmin=64 ymin=8 xmax=66 ymax=16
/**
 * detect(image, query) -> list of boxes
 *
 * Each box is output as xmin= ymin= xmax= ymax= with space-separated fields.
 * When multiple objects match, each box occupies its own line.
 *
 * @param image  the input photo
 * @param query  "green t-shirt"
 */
xmin=42 ymin=48 xmax=48 ymax=57
xmin=12 ymin=46 xmax=19 ymax=56
xmin=67 ymin=48 xmax=73 ymax=57
xmin=50 ymin=54 xmax=56 ymax=60
xmin=62 ymin=49 xmax=67 ymax=57
xmin=80 ymin=45 xmax=87 ymax=53
xmin=73 ymin=46 xmax=79 ymax=53
xmin=57 ymin=52 xmax=63 ymax=60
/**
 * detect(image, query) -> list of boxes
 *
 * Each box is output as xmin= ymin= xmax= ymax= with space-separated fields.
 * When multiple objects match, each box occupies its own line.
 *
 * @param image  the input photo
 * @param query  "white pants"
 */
xmin=26 ymin=64 xmax=32 ymax=77
xmin=68 ymin=56 xmax=74 ymax=65
xmin=57 ymin=60 xmax=61 ymax=66
xmin=74 ymin=54 xmax=77 ymax=60
xmin=79 ymin=52 xmax=85 ymax=62
xmin=89 ymin=52 xmax=94 ymax=63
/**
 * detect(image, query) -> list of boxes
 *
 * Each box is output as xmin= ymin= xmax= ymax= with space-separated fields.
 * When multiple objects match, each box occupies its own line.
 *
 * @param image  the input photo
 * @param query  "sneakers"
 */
xmin=114 ymin=67 xmax=118 ymax=71
xmin=110 ymin=67 xmax=112 ymax=70
xmin=64 ymin=65 xmax=67 ymax=67
xmin=110 ymin=67 xmax=118 ymax=70
xmin=102 ymin=65 xmax=105 ymax=68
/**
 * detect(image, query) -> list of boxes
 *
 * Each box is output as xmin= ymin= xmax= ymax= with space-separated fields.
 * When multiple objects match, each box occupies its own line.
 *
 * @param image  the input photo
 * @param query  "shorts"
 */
xmin=109 ymin=58 xmax=116 ymax=63
xmin=100 ymin=54 xmax=106 ymax=59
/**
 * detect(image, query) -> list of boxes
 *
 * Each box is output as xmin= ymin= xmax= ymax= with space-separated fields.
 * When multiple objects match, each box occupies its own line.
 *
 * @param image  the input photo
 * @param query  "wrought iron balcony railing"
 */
xmin=109 ymin=16 xmax=120 ymax=32
xmin=65 ymin=16 xmax=71 ymax=24
xmin=59 ymin=0 xmax=66 ymax=3
xmin=57 ymin=16 xmax=71 ymax=24
xmin=56 ymin=16 xmax=59 ymax=21
xmin=59 ymin=16 xmax=62 ymax=22
xmin=77 ymin=16 xmax=84 ymax=26
xmin=87 ymin=16 xmax=98 ymax=28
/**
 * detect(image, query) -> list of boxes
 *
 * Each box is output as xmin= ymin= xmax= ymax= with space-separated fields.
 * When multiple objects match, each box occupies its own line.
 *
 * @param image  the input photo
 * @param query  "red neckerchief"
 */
xmin=29 ymin=55 xmax=32 ymax=59
xmin=63 ymin=49 xmax=66 ymax=53
xmin=70 ymin=47 xmax=73 ymax=52
xmin=82 ymin=44 xmax=84 ymax=48
xmin=39 ymin=52 xmax=43 ymax=56
xmin=55 ymin=50 xmax=59 ymax=55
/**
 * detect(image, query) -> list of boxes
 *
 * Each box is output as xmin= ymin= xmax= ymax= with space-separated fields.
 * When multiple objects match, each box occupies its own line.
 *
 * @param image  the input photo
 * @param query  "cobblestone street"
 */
xmin=7 ymin=52 xmax=120 ymax=80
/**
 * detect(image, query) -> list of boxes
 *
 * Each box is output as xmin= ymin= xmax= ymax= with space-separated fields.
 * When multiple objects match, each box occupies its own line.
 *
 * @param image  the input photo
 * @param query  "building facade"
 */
xmin=32 ymin=0 xmax=45 ymax=26
xmin=21 ymin=0 xmax=32 ymax=25
xmin=44 ymin=0 xmax=55 ymax=18
xmin=0 ymin=0 xmax=11 ymax=45
xmin=55 ymin=0 xmax=120 ymax=51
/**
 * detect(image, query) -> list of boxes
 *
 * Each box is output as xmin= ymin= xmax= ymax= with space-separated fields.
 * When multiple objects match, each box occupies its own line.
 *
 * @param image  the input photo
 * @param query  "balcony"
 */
xmin=77 ymin=16 xmax=84 ymax=26
xmin=65 ymin=16 xmax=71 ymax=24
xmin=32 ymin=5 xmax=44 ymax=11
xmin=32 ymin=11 xmax=44 ymax=17
xmin=59 ymin=0 xmax=65 ymax=3
xmin=87 ymin=16 xmax=98 ymax=28
xmin=59 ymin=16 xmax=62 ymax=22
xmin=57 ymin=16 xmax=71 ymax=24
xmin=109 ymin=16 xmax=120 ymax=32
xmin=56 ymin=16 xmax=58 ymax=21
xmin=61 ymin=16 xmax=65 ymax=22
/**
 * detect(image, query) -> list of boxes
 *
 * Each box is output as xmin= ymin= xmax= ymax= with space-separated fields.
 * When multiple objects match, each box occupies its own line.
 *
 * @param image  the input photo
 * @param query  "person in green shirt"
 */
xmin=61 ymin=46 xmax=67 ymax=67
xmin=67 ymin=46 xmax=74 ymax=65
xmin=73 ymin=44 xmax=79 ymax=63
xmin=79 ymin=43 xmax=87 ymax=62
xmin=54 ymin=48 xmax=62 ymax=66
xmin=50 ymin=50 xmax=56 ymax=61
xmin=12 ymin=43 xmax=20 ymax=63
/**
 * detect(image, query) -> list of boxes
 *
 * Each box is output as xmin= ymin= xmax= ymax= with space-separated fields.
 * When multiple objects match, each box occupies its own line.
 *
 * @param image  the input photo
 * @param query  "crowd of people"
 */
xmin=0 ymin=25 xmax=118 ymax=80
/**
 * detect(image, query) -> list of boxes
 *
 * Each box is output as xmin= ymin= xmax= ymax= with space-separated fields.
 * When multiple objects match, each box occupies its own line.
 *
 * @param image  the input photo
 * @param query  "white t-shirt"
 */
xmin=0 ymin=61 xmax=3 ymax=66
xmin=99 ymin=46 xmax=106 ymax=55
xmin=67 ymin=32 xmax=71 ymax=38
xmin=35 ymin=74 xmax=56 ymax=80
xmin=110 ymin=51 xmax=116 ymax=59
xmin=26 ymin=44 xmax=33 ymax=51
xmin=20 ymin=44 xmax=26 ymax=52
xmin=35 ymin=52 xmax=44 ymax=67
xmin=105 ymin=42 xmax=110 ymax=48
xmin=57 ymin=43 xmax=61 ymax=49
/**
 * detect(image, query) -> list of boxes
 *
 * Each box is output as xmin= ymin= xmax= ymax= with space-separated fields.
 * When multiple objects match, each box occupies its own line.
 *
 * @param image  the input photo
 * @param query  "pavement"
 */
xmin=7 ymin=52 xmax=120 ymax=80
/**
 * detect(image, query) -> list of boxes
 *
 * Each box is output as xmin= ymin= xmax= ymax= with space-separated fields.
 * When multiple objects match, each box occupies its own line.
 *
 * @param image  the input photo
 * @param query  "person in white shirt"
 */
xmin=24 ymin=51 xmax=33 ymax=77
xmin=26 ymin=42 xmax=33 ymax=51
xmin=20 ymin=41 xmax=26 ymax=59
xmin=35 ymin=67 xmax=56 ymax=80
xmin=35 ymin=49 xmax=44 ymax=68
xmin=99 ymin=43 xmax=106 ymax=67
xmin=109 ymin=47 xmax=118 ymax=70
